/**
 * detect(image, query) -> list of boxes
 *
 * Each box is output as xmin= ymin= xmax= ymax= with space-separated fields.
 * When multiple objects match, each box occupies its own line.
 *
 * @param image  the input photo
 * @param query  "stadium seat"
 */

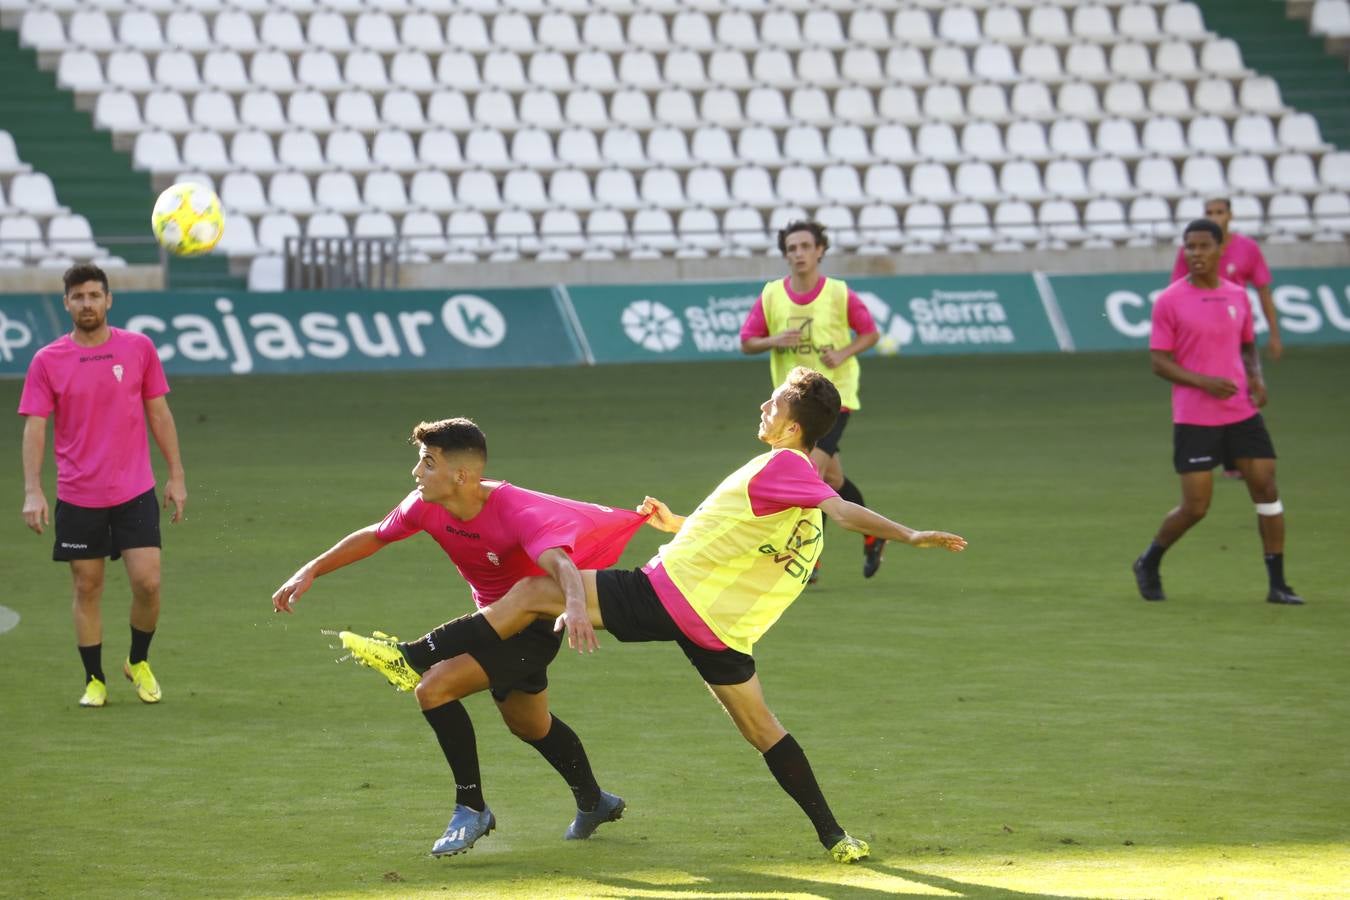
xmin=687 ymin=167 xmax=733 ymax=209
xmin=1267 ymin=193 xmax=1314 ymax=236
xmin=917 ymin=123 xmax=961 ymax=162
xmin=617 ymin=51 xmax=661 ymax=90
xmin=133 ymin=131 xmax=181 ymax=172
xmin=1273 ymin=153 xmax=1319 ymax=192
xmin=857 ymin=203 xmax=903 ymax=248
xmin=539 ymin=209 xmax=586 ymax=255
xmin=267 ymin=172 xmax=317 ymax=215
xmin=1321 ymin=151 xmax=1350 ymax=190
xmin=910 ymin=162 xmax=956 ymax=203
xmin=409 ymin=170 xmax=456 ymax=213
xmin=1049 ymin=119 xmax=1095 ymax=159
xmin=1278 ymin=113 xmax=1328 ymax=151
xmin=595 ymin=168 xmax=641 ymax=211
xmin=1137 ymin=157 xmax=1184 ymax=198
xmin=314 ymin=171 xmax=364 ymax=215
xmin=955 ymin=162 xmax=1001 ymax=203
xmin=632 ymin=208 xmax=679 ymax=253
xmin=999 ymin=159 xmax=1047 ymax=201
xmin=457 ymin=169 xmax=504 ymax=212
xmin=731 ymin=166 xmax=777 ymax=207
xmin=1089 ymin=157 xmax=1134 ymax=197
xmin=959 ymin=121 xmax=1007 ymax=163
xmin=1229 ymin=154 xmax=1275 ymax=194
xmin=1181 ymin=156 xmax=1227 ymax=195
xmin=1011 ymin=82 xmax=1056 ymax=120
xmin=1313 ymin=192 xmax=1350 ymax=233
xmin=220 ymin=172 xmax=269 ymax=216
xmin=47 ymin=214 xmax=102 ymax=259
xmin=1187 ymin=116 xmax=1234 ymax=155
xmin=165 ymin=12 xmax=213 ymax=53
xmin=1142 ymin=117 xmax=1187 ymax=157
xmin=903 ymin=203 xmax=946 ymax=245
xmin=585 ymin=208 xmax=629 ymax=252
xmin=678 ymin=208 xmax=722 ymax=251
xmin=863 ymin=164 xmax=908 ymax=205
xmin=1006 ymin=121 xmax=1052 ymax=161
xmin=1233 ymin=115 xmax=1279 ymax=154
xmin=973 ymin=44 xmax=1018 ymax=83
xmin=983 ymin=5 xmax=1026 ymax=44
xmin=1201 ymin=39 xmax=1248 ymax=78
xmin=1129 ymin=195 xmax=1176 ymax=241
xmin=1103 ymin=82 xmax=1148 ymax=119
xmin=256 ymin=213 xmax=301 ymax=254
xmin=723 ymin=206 xmax=770 ymax=251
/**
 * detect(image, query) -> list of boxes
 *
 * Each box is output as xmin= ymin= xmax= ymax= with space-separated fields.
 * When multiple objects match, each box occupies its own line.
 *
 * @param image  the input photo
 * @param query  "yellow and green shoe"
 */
xmin=123 ymin=659 xmax=162 ymax=703
xmin=829 ymin=834 xmax=870 ymax=863
xmin=79 ymin=677 xmax=108 ymax=708
xmin=339 ymin=631 xmax=420 ymax=692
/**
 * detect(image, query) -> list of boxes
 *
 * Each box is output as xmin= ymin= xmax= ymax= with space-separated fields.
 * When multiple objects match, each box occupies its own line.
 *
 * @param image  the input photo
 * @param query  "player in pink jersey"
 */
xmin=341 ymin=370 xmax=966 ymax=863
xmin=740 ymin=220 xmax=883 ymax=582
xmin=271 ymin=418 xmax=647 ymax=856
xmin=18 ymin=265 xmax=187 ymax=709
xmin=1170 ymin=198 xmax=1281 ymax=361
xmin=1134 ymin=220 xmax=1302 ymax=606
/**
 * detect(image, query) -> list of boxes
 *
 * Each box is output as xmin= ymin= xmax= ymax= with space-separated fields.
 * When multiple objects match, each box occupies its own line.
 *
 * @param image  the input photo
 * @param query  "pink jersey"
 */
xmin=376 ymin=482 xmax=647 ymax=608
xmin=17 ymin=327 xmax=170 ymax=507
xmin=1150 ymin=277 xmax=1257 ymax=426
xmin=1171 ymin=233 xmax=1271 ymax=289
xmin=642 ymin=450 xmax=839 ymax=650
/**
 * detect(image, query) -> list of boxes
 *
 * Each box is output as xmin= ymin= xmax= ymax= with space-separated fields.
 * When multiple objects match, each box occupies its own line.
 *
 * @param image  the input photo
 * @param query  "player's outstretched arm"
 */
xmin=535 ymin=547 xmax=599 ymax=653
xmin=272 ymin=525 xmax=388 ymax=613
xmin=638 ymin=496 xmax=685 ymax=533
xmin=819 ymin=498 xmax=967 ymax=552
xmin=21 ymin=415 xmax=49 ymax=535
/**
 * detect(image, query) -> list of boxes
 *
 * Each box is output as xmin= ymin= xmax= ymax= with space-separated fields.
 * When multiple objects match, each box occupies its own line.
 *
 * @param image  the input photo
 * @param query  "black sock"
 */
xmin=400 ymin=614 xmax=503 ymax=673
xmin=1140 ymin=540 xmax=1167 ymax=568
xmin=837 ymin=477 xmax=865 ymax=507
xmin=1264 ymin=552 xmax=1285 ymax=588
xmin=762 ymin=733 xmax=844 ymax=848
xmin=422 ymin=701 xmax=485 ymax=811
xmin=129 ymin=627 xmax=154 ymax=665
xmin=525 ymin=715 xmax=602 ymax=812
xmin=78 ymin=644 xmax=105 ymax=684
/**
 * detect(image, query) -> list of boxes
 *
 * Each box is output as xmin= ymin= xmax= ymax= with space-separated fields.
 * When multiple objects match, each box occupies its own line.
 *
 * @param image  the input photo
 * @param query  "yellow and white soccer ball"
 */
xmin=151 ymin=182 xmax=224 ymax=256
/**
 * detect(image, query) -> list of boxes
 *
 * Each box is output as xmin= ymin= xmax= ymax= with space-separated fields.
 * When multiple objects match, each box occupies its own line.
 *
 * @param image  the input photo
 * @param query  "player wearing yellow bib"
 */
xmin=340 ymin=368 xmax=967 ymax=862
xmin=740 ymin=221 xmax=884 ymax=582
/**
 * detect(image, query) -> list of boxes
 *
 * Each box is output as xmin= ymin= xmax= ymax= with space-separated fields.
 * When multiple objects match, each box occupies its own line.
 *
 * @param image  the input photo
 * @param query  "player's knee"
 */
xmin=71 ymin=575 xmax=103 ymax=601
xmin=130 ymin=575 xmax=161 ymax=601
xmin=414 ymin=672 xmax=457 ymax=708
xmin=505 ymin=715 xmax=549 ymax=742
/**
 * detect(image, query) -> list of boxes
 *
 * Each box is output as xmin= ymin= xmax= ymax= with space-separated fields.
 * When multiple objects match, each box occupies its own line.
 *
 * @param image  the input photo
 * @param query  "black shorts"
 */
xmin=53 ymin=488 xmax=161 ymax=562
xmin=467 ymin=619 xmax=561 ymax=702
xmin=1173 ymin=414 xmax=1277 ymax=474
xmin=596 ymin=568 xmax=757 ymax=686
xmin=814 ymin=410 xmax=850 ymax=456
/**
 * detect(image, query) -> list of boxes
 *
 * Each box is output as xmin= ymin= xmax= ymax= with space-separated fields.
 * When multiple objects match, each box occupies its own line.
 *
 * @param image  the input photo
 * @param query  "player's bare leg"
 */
xmin=71 ymin=558 xmax=108 ymax=706
xmin=707 ymin=676 xmax=867 ymax=862
xmin=1236 ymin=457 xmax=1302 ymax=604
xmin=1134 ymin=471 xmax=1211 ymax=601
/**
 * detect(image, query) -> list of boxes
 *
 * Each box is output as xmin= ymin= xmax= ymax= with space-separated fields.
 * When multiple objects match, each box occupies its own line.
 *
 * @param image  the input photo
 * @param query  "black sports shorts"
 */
xmin=53 ymin=487 xmax=160 ymax=562
xmin=596 ymin=568 xmax=756 ymax=686
xmin=468 ymin=619 xmax=561 ymax=702
xmin=1173 ymin=413 xmax=1276 ymax=474
xmin=814 ymin=410 xmax=850 ymax=456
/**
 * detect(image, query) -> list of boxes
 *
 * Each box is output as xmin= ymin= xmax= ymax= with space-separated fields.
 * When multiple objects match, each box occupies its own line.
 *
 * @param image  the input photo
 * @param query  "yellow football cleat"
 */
xmin=339 ymin=631 xmax=420 ymax=692
xmin=829 ymin=834 xmax=871 ymax=863
xmin=79 ymin=677 xmax=108 ymax=708
xmin=123 ymin=659 xmax=162 ymax=703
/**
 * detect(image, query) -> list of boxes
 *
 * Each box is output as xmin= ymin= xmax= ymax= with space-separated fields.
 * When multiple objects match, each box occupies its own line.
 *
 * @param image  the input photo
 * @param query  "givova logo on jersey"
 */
xmin=858 ymin=290 xmax=1015 ymax=350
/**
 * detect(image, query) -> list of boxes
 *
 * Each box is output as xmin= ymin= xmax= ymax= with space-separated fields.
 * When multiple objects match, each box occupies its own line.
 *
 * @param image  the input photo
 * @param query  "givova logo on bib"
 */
xmin=858 ymin=290 xmax=1014 ymax=349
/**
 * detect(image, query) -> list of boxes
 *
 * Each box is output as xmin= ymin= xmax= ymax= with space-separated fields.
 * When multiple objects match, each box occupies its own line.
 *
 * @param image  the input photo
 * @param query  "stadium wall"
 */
xmin=2 ymin=267 xmax=1348 ymax=377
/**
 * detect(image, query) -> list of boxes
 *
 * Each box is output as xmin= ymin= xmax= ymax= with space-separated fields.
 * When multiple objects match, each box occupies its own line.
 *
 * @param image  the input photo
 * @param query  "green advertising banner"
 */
xmin=566 ymin=273 xmax=1061 ymax=365
xmin=1049 ymin=267 xmax=1350 ymax=352
xmin=1 ymin=288 xmax=581 ymax=377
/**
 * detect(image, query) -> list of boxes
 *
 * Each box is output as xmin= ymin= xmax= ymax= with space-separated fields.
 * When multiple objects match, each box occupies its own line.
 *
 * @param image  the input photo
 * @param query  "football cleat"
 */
xmin=1132 ymin=557 xmax=1165 ymax=602
xmin=431 ymin=804 xmax=496 ymax=857
xmin=79 ymin=677 xmax=108 ymax=708
xmin=862 ymin=536 xmax=886 ymax=579
xmin=564 ymin=790 xmax=625 ymax=840
xmin=123 ymin=659 xmax=161 ymax=703
xmin=1266 ymin=585 xmax=1304 ymax=605
xmin=338 ymin=630 xmax=420 ymax=692
xmin=829 ymin=834 xmax=871 ymax=863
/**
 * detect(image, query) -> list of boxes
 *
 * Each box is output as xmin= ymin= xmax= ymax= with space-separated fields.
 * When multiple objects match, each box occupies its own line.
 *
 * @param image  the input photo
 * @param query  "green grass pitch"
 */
xmin=2 ymin=349 xmax=1347 ymax=899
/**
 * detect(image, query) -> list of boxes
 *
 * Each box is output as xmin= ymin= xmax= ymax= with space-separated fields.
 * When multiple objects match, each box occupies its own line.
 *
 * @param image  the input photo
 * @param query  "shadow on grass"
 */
xmin=584 ymin=862 xmax=1111 ymax=899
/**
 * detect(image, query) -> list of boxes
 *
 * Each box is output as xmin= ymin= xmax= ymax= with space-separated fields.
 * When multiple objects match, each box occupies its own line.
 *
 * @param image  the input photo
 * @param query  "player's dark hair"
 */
xmin=62 ymin=264 xmax=108 ymax=296
xmin=781 ymin=367 xmax=841 ymax=449
xmin=410 ymin=418 xmax=487 ymax=460
xmin=777 ymin=220 xmax=829 ymax=256
xmin=1183 ymin=219 xmax=1224 ymax=244
xmin=1204 ymin=197 xmax=1232 ymax=213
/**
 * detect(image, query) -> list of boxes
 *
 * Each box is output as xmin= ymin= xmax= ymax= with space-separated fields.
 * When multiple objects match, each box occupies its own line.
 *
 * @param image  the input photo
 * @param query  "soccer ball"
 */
xmin=876 ymin=334 xmax=899 ymax=356
xmin=151 ymin=182 xmax=225 ymax=256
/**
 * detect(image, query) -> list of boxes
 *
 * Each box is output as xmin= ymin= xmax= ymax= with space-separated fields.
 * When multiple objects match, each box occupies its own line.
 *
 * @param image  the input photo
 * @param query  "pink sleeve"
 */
xmin=739 ymin=295 xmax=769 ymax=340
xmin=846 ymin=290 xmax=878 ymax=335
xmin=1170 ymin=247 xmax=1187 ymax=282
xmin=748 ymin=451 xmax=839 ymax=517
xmin=1247 ymin=242 xmax=1272 ymax=288
xmin=17 ymin=355 xmax=54 ymax=417
xmin=140 ymin=338 xmax=169 ymax=399
xmin=375 ymin=492 xmax=424 ymax=542
xmin=1149 ymin=291 xmax=1175 ymax=351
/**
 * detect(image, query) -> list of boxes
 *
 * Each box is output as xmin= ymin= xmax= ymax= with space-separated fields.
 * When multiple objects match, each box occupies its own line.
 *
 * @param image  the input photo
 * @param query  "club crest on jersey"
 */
xmin=1228 ymin=305 xmax=1236 ymax=319
xmin=1227 ymin=263 xmax=1236 ymax=276
xmin=486 ymin=552 xmax=500 ymax=566
xmin=112 ymin=364 xmax=124 ymax=382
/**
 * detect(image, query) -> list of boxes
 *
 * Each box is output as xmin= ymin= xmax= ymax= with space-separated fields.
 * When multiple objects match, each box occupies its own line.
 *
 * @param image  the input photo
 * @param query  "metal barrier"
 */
xmin=282 ymin=237 xmax=400 ymax=290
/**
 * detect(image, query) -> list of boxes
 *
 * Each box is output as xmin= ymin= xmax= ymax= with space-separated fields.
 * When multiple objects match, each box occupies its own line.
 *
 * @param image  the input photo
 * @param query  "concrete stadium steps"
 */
xmin=1197 ymin=0 xmax=1350 ymax=148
